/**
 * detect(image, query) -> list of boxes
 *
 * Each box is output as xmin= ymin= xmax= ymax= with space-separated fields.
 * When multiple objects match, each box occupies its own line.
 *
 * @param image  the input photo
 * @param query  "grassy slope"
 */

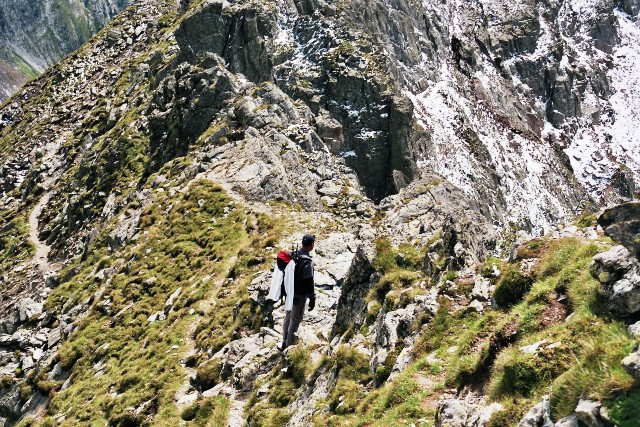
xmin=18 ymin=178 xmax=281 ymax=426
xmin=1 ymin=1 xmax=637 ymax=426
xmin=281 ymin=236 xmax=639 ymax=427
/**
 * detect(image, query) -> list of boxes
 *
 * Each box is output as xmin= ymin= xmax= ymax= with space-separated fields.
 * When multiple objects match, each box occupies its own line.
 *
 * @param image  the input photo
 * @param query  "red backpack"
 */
xmin=275 ymin=250 xmax=304 ymax=301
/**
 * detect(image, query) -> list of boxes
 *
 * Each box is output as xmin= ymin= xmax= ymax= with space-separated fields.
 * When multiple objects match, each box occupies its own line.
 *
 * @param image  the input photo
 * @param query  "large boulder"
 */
xmin=622 ymin=345 xmax=640 ymax=380
xmin=518 ymin=396 xmax=554 ymax=427
xmin=435 ymin=400 xmax=474 ymax=427
xmin=331 ymin=247 xmax=374 ymax=338
xmin=17 ymin=299 xmax=43 ymax=323
xmin=210 ymin=328 xmax=280 ymax=391
xmin=590 ymin=245 xmax=640 ymax=314
xmin=575 ymin=399 xmax=612 ymax=427
xmin=174 ymin=0 xmax=277 ymax=82
xmin=598 ymin=202 xmax=640 ymax=260
xmin=0 ymin=384 xmax=22 ymax=422
xmin=435 ymin=400 xmax=504 ymax=427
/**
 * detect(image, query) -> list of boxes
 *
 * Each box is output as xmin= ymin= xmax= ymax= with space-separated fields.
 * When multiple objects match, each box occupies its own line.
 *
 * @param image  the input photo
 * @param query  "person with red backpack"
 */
xmin=271 ymin=234 xmax=316 ymax=351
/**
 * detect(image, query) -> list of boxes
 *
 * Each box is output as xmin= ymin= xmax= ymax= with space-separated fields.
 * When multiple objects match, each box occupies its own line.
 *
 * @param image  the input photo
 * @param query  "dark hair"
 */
xmin=302 ymin=234 xmax=315 ymax=246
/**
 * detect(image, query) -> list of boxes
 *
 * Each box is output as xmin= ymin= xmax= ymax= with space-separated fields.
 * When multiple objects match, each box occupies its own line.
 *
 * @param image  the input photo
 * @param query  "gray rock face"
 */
xmin=598 ymin=202 xmax=640 ymax=259
xmin=609 ymin=167 xmax=636 ymax=200
xmin=575 ymin=399 xmax=608 ymax=427
xmin=436 ymin=400 xmax=504 ymax=427
xmin=0 ymin=384 xmax=21 ymax=423
xmin=211 ymin=328 xmax=281 ymax=392
xmin=622 ymin=345 xmax=640 ymax=380
xmin=555 ymin=414 xmax=580 ymax=427
xmin=380 ymin=176 xmax=495 ymax=264
xmin=175 ymin=0 xmax=277 ymax=83
xmin=436 ymin=400 xmax=473 ymax=427
xmin=590 ymin=245 xmax=640 ymax=314
xmin=619 ymin=0 xmax=640 ymax=16
xmin=331 ymin=247 xmax=374 ymax=337
xmin=518 ymin=396 xmax=554 ymax=427
xmin=17 ymin=299 xmax=43 ymax=323
xmin=629 ymin=321 xmax=640 ymax=338
xmin=0 ymin=311 xmax=18 ymax=335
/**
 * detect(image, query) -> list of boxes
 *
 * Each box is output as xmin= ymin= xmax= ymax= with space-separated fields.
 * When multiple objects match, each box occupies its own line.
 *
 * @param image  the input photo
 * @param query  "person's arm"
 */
xmin=303 ymin=259 xmax=316 ymax=310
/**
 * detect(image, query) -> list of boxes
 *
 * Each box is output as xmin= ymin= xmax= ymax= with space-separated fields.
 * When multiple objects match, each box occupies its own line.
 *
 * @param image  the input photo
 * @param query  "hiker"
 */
xmin=267 ymin=234 xmax=316 ymax=351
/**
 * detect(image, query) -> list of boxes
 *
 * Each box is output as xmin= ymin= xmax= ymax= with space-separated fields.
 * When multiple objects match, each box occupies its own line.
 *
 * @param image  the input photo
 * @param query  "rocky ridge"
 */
xmin=0 ymin=0 xmax=638 ymax=426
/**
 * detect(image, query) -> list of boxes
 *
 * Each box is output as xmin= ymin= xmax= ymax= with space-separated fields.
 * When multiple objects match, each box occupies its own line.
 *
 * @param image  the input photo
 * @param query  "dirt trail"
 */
xmin=175 ymin=284 xmax=248 ymax=427
xmin=227 ymin=395 xmax=247 ymax=427
xmin=27 ymin=138 xmax=63 ymax=274
xmin=28 ymin=190 xmax=54 ymax=273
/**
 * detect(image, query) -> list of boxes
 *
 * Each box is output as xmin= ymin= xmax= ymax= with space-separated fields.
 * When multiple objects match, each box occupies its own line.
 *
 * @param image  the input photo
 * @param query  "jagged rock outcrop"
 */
xmin=436 ymin=400 xmax=504 ymax=427
xmin=622 ymin=345 xmax=640 ymax=380
xmin=598 ymin=201 xmax=640 ymax=258
xmin=380 ymin=176 xmax=496 ymax=257
xmin=590 ymin=203 xmax=640 ymax=314
xmin=0 ymin=0 xmax=639 ymax=426
xmin=331 ymin=247 xmax=374 ymax=337
xmin=518 ymin=396 xmax=554 ymax=427
xmin=590 ymin=245 xmax=640 ymax=314
xmin=574 ymin=399 xmax=615 ymax=427
xmin=175 ymin=0 xmax=277 ymax=83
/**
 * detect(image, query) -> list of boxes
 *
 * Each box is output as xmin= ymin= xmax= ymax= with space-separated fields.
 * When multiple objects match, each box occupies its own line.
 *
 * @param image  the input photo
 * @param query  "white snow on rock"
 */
xmin=565 ymin=10 xmax=640 ymax=201
xmin=405 ymin=64 xmax=571 ymax=235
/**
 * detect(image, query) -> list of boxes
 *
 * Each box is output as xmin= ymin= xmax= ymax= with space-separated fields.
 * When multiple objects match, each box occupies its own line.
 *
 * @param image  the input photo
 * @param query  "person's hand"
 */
xmin=308 ymin=295 xmax=316 ymax=311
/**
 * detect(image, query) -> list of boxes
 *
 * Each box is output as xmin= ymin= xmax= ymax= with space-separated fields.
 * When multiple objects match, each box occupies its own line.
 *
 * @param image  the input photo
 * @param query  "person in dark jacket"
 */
xmin=281 ymin=234 xmax=316 ymax=350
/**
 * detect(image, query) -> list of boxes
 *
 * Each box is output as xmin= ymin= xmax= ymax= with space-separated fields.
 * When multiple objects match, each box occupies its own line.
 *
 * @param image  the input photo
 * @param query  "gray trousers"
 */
xmin=282 ymin=294 xmax=310 ymax=348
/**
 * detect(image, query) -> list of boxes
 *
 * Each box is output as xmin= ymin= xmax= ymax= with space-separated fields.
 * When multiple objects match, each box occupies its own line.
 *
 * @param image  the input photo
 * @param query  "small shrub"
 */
xmin=480 ymin=257 xmax=503 ymax=279
xmin=574 ymin=212 xmax=596 ymax=229
xmin=414 ymin=301 xmax=453 ymax=355
xmin=328 ymin=379 xmax=363 ymax=414
xmin=194 ymin=396 xmax=229 ymax=426
xmin=384 ymin=376 xmax=419 ymax=408
xmin=373 ymin=238 xmax=397 ymax=273
xmin=443 ymin=269 xmax=458 ymax=282
xmin=286 ymin=346 xmax=310 ymax=387
xmin=195 ymin=358 xmax=222 ymax=391
xmin=366 ymin=300 xmax=382 ymax=325
xmin=370 ymin=271 xmax=418 ymax=303
xmin=515 ymin=238 xmax=545 ymax=260
xmin=486 ymin=400 xmax=521 ymax=427
xmin=334 ymin=346 xmax=372 ymax=384
xmin=181 ymin=402 xmax=198 ymax=421
xmin=0 ymin=375 xmax=14 ymax=388
xmin=489 ymin=353 xmax=541 ymax=398
xmin=493 ymin=265 xmax=533 ymax=307
xmin=116 ymin=373 xmax=142 ymax=393
xmin=269 ymin=378 xmax=297 ymax=407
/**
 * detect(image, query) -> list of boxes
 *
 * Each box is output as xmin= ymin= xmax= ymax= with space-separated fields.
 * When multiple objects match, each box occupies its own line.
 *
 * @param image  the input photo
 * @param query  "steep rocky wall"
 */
xmin=172 ymin=0 xmax=639 ymax=234
xmin=327 ymin=0 xmax=638 ymax=232
xmin=0 ymin=0 xmax=639 ymax=426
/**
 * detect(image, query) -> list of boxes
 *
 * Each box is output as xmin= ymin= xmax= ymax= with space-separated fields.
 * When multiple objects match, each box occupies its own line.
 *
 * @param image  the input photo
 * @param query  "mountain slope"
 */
xmin=0 ymin=0 xmax=639 ymax=426
xmin=0 ymin=0 xmax=131 ymax=101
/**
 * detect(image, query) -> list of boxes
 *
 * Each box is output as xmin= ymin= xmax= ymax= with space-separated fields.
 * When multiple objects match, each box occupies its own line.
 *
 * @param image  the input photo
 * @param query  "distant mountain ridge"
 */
xmin=0 ymin=0 xmax=130 ymax=101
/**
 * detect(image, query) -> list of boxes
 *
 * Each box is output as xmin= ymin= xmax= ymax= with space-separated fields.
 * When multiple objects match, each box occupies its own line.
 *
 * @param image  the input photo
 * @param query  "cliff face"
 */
xmin=0 ymin=0 xmax=639 ymax=426
xmin=0 ymin=0 xmax=130 ymax=101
